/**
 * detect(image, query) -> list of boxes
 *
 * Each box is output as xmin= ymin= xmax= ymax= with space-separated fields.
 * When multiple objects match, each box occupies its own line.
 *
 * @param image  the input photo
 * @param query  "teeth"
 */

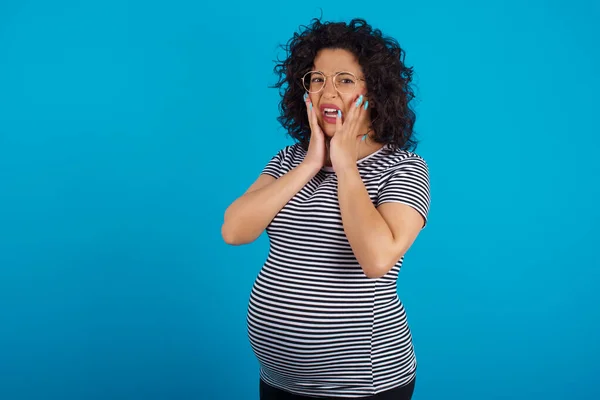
xmin=324 ymin=108 xmax=337 ymax=113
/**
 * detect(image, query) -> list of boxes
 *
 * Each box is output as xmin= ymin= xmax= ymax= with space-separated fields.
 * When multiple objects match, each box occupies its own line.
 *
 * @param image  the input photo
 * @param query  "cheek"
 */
xmin=341 ymin=94 xmax=358 ymax=111
xmin=309 ymin=94 xmax=322 ymax=111
xmin=342 ymin=94 xmax=363 ymax=112
xmin=344 ymin=89 xmax=367 ymax=110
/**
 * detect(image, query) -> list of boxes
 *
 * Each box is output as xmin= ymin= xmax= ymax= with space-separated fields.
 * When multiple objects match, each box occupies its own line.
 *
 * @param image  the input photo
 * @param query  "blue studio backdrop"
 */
xmin=1 ymin=1 xmax=598 ymax=399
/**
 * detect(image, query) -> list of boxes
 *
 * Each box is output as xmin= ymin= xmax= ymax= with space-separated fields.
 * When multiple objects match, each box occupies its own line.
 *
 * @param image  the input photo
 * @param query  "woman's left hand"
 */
xmin=329 ymin=95 xmax=369 ymax=172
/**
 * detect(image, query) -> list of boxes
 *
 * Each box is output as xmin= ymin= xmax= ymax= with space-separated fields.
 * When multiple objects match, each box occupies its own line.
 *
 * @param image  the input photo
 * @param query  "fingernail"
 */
xmin=337 ymin=110 xmax=342 ymax=118
xmin=364 ymin=100 xmax=369 ymax=110
xmin=355 ymin=95 xmax=363 ymax=107
xmin=310 ymin=103 xmax=312 ymax=110
xmin=362 ymin=134 xmax=367 ymax=141
xmin=304 ymin=93 xmax=308 ymax=101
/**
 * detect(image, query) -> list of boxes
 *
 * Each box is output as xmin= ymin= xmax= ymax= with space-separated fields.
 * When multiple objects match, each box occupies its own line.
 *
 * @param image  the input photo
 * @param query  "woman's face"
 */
xmin=307 ymin=48 xmax=369 ymax=138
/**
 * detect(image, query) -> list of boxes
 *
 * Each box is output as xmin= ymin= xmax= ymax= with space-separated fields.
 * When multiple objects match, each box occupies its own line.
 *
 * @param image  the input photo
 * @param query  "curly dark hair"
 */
xmin=272 ymin=17 xmax=418 ymax=151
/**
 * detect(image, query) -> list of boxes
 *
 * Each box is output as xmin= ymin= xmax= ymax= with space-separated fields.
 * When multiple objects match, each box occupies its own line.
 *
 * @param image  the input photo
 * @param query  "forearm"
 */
xmin=337 ymin=166 xmax=396 ymax=278
xmin=222 ymin=162 xmax=319 ymax=245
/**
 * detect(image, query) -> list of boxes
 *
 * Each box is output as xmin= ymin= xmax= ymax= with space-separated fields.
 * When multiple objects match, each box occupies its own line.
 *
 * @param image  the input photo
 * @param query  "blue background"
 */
xmin=1 ymin=0 xmax=599 ymax=399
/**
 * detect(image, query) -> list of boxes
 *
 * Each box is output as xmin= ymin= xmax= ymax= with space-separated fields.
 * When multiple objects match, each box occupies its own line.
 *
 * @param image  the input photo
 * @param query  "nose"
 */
xmin=321 ymin=77 xmax=337 ymax=98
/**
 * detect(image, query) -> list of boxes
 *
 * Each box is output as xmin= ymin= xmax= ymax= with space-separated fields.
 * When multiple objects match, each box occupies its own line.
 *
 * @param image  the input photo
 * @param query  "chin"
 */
xmin=320 ymin=124 xmax=336 ymax=137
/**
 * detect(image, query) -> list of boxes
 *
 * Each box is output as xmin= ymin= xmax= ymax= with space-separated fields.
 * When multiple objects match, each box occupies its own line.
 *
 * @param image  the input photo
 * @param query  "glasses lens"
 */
xmin=303 ymin=71 xmax=325 ymax=93
xmin=334 ymin=73 xmax=357 ymax=94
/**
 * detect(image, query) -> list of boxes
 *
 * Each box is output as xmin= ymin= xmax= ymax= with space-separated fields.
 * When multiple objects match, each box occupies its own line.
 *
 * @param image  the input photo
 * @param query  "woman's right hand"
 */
xmin=302 ymin=93 xmax=326 ymax=171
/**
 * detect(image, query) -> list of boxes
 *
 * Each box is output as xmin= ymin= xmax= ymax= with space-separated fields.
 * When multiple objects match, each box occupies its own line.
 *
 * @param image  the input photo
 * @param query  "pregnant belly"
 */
xmin=246 ymin=268 xmax=376 ymax=377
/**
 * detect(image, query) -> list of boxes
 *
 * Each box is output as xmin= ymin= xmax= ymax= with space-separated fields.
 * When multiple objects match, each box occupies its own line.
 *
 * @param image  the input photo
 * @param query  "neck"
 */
xmin=357 ymin=134 xmax=384 ymax=160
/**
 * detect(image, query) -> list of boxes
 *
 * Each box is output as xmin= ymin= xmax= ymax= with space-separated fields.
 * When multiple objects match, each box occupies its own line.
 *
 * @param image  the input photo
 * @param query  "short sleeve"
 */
xmin=261 ymin=148 xmax=285 ymax=179
xmin=377 ymin=156 xmax=431 ymax=226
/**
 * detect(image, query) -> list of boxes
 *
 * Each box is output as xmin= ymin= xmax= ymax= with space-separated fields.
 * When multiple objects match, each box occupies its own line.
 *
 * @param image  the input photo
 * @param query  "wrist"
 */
xmin=300 ymin=160 xmax=322 ymax=176
xmin=334 ymin=163 xmax=359 ymax=179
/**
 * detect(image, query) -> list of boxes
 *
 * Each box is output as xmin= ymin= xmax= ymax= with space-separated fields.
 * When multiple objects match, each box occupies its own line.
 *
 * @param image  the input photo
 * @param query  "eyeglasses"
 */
xmin=301 ymin=70 xmax=366 ymax=95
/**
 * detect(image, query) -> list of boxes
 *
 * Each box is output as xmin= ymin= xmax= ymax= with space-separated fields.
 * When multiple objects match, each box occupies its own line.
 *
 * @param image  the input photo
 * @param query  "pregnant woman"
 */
xmin=222 ymin=17 xmax=431 ymax=400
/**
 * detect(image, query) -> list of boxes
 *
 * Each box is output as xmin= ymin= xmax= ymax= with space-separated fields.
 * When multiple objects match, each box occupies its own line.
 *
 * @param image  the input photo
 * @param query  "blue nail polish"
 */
xmin=362 ymin=134 xmax=367 ymax=141
xmin=310 ymin=103 xmax=312 ymax=110
xmin=337 ymin=110 xmax=341 ymax=118
xmin=304 ymin=93 xmax=308 ymax=101
xmin=364 ymin=100 xmax=369 ymax=110
xmin=356 ymin=95 xmax=363 ymax=107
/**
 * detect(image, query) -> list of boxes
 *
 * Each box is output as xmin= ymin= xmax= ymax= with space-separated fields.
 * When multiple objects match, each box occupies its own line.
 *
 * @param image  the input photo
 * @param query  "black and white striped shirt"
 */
xmin=246 ymin=143 xmax=430 ymax=397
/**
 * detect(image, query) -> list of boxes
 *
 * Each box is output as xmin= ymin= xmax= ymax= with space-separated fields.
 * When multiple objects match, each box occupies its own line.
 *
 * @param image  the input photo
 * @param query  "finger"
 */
xmin=310 ymin=100 xmax=320 ymax=133
xmin=354 ymin=97 xmax=370 ymax=138
xmin=308 ymin=99 xmax=325 ymax=141
xmin=336 ymin=109 xmax=343 ymax=133
xmin=346 ymin=94 xmax=365 ymax=134
xmin=304 ymin=94 xmax=317 ymax=133
xmin=360 ymin=99 xmax=370 ymax=136
xmin=304 ymin=93 xmax=314 ymax=112
xmin=304 ymin=93 xmax=312 ymax=117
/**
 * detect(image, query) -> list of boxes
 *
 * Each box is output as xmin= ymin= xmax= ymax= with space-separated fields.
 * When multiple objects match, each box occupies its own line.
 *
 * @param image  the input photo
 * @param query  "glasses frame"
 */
xmin=300 ymin=70 xmax=366 ymax=95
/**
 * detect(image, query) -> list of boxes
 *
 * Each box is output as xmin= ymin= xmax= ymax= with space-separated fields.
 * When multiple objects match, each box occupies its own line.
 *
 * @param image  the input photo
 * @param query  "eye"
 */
xmin=335 ymin=73 xmax=356 ymax=85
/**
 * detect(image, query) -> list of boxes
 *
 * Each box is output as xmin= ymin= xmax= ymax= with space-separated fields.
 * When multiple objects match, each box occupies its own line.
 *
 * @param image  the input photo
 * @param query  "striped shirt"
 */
xmin=246 ymin=143 xmax=430 ymax=397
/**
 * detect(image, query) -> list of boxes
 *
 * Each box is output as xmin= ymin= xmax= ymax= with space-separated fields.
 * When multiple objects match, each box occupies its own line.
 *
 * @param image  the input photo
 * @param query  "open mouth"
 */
xmin=320 ymin=104 xmax=341 ymax=124
xmin=323 ymin=107 xmax=339 ymax=118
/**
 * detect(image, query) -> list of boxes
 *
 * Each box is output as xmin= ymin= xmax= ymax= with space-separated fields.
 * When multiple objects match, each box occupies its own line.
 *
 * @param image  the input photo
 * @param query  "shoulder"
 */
xmin=374 ymin=146 xmax=431 ymax=221
xmin=282 ymin=142 xmax=306 ymax=159
xmin=268 ymin=142 xmax=306 ymax=161
xmin=262 ymin=143 xmax=306 ymax=178
xmin=275 ymin=142 xmax=307 ymax=168
xmin=375 ymin=146 xmax=429 ymax=178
